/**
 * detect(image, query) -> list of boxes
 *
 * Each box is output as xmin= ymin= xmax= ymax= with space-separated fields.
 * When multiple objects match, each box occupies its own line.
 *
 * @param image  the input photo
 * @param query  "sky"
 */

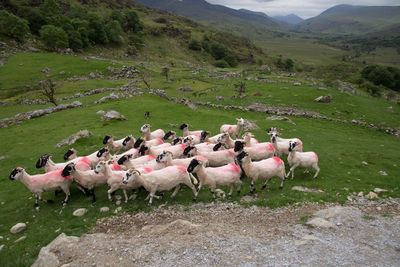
xmin=205 ymin=0 xmax=400 ymax=18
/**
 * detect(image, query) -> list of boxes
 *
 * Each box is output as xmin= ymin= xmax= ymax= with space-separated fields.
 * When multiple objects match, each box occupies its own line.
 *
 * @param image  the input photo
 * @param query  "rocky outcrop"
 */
xmin=55 ymin=130 xmax=92 ymax=148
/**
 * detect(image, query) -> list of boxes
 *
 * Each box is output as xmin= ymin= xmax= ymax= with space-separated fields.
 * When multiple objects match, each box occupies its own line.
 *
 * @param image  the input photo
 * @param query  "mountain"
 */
xmin=273 ymin=14 xmax=303 ymax=25
xmin=296 ymin=4 xmax=400 ymax=35
xmin=135 ymin=0 xmax=279 ymax=34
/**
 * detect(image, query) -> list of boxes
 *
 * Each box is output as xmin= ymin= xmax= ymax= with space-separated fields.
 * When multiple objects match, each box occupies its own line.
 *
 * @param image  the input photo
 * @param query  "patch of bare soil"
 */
xmin=33 ymin=200 xmax=400 ymax=267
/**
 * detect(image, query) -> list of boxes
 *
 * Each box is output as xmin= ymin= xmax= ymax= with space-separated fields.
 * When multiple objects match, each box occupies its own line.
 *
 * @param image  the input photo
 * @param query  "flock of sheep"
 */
xmin=9 ymin=118 xmax=320 ymax=206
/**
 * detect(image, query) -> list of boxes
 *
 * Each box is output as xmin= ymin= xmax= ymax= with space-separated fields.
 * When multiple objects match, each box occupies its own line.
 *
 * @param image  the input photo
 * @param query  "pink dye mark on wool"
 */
xmin=147 ymin=155 xmax=156 ymax=160
xmin=143 ymin=167 xmax=153 ymax=174
xmin=272 ymin=157 xmax=283 ymax=166
xmin=267 ymin=143 xmax=275 ymax=152
xmin=111 ymin=164 xmax=122 ymax=171
xmin=180 ymin=144 xmax=187 ymax=150
xmin=79 ymin=156 xmax=91 ymax=165
xmin=156 ymin=138 xmax=164 ymax=145
xmin=228 ymin=163 xmax=241 ymax=173
xmin=176 ymin=165 xmax=187 ymax=174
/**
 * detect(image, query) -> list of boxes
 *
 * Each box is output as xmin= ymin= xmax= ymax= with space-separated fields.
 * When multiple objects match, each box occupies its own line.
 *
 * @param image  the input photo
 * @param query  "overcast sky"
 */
xmin=205 ymin=0 xmax=400 ymax=18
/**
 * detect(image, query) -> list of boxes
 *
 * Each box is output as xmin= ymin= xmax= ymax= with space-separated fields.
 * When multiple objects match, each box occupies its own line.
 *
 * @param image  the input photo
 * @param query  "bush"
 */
xmin=362 ymin=65 xmax=400 ymax=91
xmin=188 ymin=39 xmax=202 ymax=51
xmin=125 ymin=10 xmax=143 ymax=33
xmin=88 ymin=14 xmax=108 ymax=44
xmin=210 ymin=43 xmax=227 ymax=60
xmin=106 ymin=20 xmax=123 ymax=44
xmin=67 ymin=30 xmax=83 ymax=51
xmin=224 ymin=54 xmax=238 ymax=67
xmin=365 ymin=82 xmax=383 ymax=97
xmin=0 ymin=10 xmax=30 ymax=42
xmin=40 ymin=25 xmax=69 ymax=50
xmin=214 ymin=60 xmax=229 ymax=68
xmin=126 ymin=45 xmax=138 ymax=56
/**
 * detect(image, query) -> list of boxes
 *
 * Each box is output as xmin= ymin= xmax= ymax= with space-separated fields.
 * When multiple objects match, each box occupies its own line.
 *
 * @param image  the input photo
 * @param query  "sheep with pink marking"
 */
xmin=187 ymin=158 xmax=243 ymax=197
xmin=9 ymin=167 xmax=72 ymax=206
xmin=286 ymin=141 xmax=320 ymax=179
xmin=234 ymin=140 xmax=275 ymax=161
xmin=220 ymin=118 xmax=246 ymax=138
xmin=179 ymin=123 xmax=203 ymax=137
xmin=236 ymin=152 xmax=286 ymax=194
xmin=122 ymin=165 xmax=198 ymax=205
xmin=140 ymin=124 xmax=165 ymax=141
xmin=268 ymin=127 xmax=303 ymax=156
xmin=183 ymin=145 xmax=236 ymax=167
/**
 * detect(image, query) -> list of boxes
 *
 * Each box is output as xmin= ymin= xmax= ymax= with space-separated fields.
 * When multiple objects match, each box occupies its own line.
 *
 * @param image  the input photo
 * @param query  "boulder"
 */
xmin=291 ymin=186 xmax=324 ymax=193
xmin=32 ymin=233 xmax=79 ymax=267
xmin=366 ymin=191 xmax=379 ymax=200
xmin=55 ymin=130 xmax=92 ymax=148
xmin=314 ymin=95 xmax=332 ymax=103
xmin=10 ymin=223 xmax=26 ymax=234
xmin=96 ymin=110 xmax=126 ymax=121
xmin=73 ymin=208 xmax=87 ymax=217
xmin=306 ymin=217 xmax=335 ymax=228
xmin=100 ymin=207 xmax=110 ymax=213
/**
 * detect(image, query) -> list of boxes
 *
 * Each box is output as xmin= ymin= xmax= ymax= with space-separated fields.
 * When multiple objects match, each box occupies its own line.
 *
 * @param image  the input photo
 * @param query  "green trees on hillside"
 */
xmin=362 ymin=65 xmax=400 ymax=92
xmin=0 ymin=10 xmax=30 ymax=42
xmin=40 ymin=25 xmax=69 ymax=51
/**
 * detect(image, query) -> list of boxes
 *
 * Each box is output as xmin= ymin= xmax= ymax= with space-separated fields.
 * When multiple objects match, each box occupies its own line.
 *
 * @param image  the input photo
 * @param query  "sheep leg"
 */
xmin=34 ymin=194 xmax=40 ymax=207
xmin=107 ymin=188 xmax=115 ymax=202
xmin=183 ymin=179 xmax=198 ymax=199
xmin=61 ymin=186 xmax=70 ymax=205
xmin=171 ymin=185 xmax=181 ymax=198
xmin=236 ymin=181 xmax=242 ymax=195
xmin=228 ymin=185 xmax=234 ymax=196
xmin=287 ymin=164 xmax=299 ymax=179
xmin=210 ymin=186 xmax=217 ymax=198
xmin=54 ymin=189 xmax=62 ymax=197
xmin=250 ymin=181 xmax=256 ymax=194
xmin=313 ymin=164 xmax=320 ymax=179
xmin=261 ymin=179 xmax=270 ymax=190
xmin=90 ymin=189 xmax=96 ymax=203
xmin=123 ymin=190 xmax=128 ymax=203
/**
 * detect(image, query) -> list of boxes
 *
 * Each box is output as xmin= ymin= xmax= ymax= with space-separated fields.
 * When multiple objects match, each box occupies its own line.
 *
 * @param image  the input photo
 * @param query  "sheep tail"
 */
xmin=189 ymin=173 xmax=198 ymax=186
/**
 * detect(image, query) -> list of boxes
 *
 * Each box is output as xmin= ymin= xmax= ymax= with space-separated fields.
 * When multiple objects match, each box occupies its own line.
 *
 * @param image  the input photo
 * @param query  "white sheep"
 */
xmin=200 ymin=131 xmax=224 ymax=144
xmin=242 ymin=132 xmax=259 ymax=146
xmin=179 ymin=123 xmax=203 ymax=137
xmin=234 ymin=140 xmax=275 ymax=161
xmin=236 ymin=151 xmax=286 ymax=194
xmin=286 ymin=141 xmax=320 ymax=179
xmin=156 ymin=151 xmax=209 ymax=168
xmin=220 ymin=118 xmax=246 ymax=138
xmin=133 ymin=137 xmax=164 ymax=149
xmin=187 ymin=159 xmax=242 ymax=197
xmin=61 ymin=162 xmax=107 ymax=202
xmin=122 ymin=166 xmax=198 ymax=205
xmin=117 ymin=154 xmax=159 ymax=169
xmin=268 ymin=127 xmax=303 ymax=156
xmin=9 ymin=167 xmax=72 ymax=206
xmin=63 ymin=148 xmax=78 ymax=161
xmin=182 ymin=135 xmax=201 ymax=145
xmin=163 ymin=130 xmax=177 ymax=141
xmin=139 ymin=143 xmax=185 ymax=159
xmin=140 ymin=124 xmax=165 ymax=141
xmin=35 ymin=153 xmax=94 ymax=173
xmin=183 ymin=145 xmax=235 ymax=167
xmin=111 ymin=147 xmax=140 ymax=162
xmin=103 ymin=135 xmax=134 ymax=153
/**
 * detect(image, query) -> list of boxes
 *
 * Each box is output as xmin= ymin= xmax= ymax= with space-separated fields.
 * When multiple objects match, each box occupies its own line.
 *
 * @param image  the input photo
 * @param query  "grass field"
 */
xmin=0 ymin=52 xmax=399 ymax=266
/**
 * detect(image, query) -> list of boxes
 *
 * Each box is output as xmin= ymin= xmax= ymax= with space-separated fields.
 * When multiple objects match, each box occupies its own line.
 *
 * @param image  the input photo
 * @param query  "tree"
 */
xmin=39 ymin=79 xmax=58 ymax=106
xmin=161 ymin=67 xmax=170 ymax=82
xmin=124 ymin=10 xmax=143 ymax=33
xmin=188 ymin=39 xmax=202 ymax=51
xmin=234 ymin=81 xmax=246 ymax=98
xmin=0 ymin=10 xmax=30 ymax=42
xmin=40 ymin=25 xmax=69 ymax=50
xmin=106 ymin=20 xmax=123 ymax=44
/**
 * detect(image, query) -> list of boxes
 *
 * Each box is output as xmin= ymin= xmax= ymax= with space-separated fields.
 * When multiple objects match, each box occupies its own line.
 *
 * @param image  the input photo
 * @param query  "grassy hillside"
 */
xmin=0 ymin=51 xmax=399 ymax=266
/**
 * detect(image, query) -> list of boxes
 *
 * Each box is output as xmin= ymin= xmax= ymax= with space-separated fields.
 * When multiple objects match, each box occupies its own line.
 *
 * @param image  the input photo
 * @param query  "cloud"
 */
xmin=205 ymin=0 xmax=400 ymax=18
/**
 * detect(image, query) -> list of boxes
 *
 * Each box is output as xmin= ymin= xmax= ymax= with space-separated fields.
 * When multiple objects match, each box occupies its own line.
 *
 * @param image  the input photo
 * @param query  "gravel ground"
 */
xmin=33 ymin=200 xmax=400 ymax=267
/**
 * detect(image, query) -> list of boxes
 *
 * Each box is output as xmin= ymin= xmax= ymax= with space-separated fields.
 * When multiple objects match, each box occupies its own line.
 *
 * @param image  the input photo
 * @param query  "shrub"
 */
xmin=188 ymin=39 xmax=202 ymax=51
xmin=125 ymin=10 xmax=143 ymax=33
xmin=224 ymin=54 xmax=238 ymax=67
xmin=214 ymin=59 xmax=229 ymax=68
xmin=365 ymin=82 xmax=383 ymax=97
xmin=40 ymin=25 xmax=69 ymax=50
xmin=67 ymin=30 xmax=83 ymax=51
xmin=0 ymin=10 xmax=30 ymax=42
xmin=362 ymin=65 xmax=400 ymax=91
xmin=210 ymin=43 xmax=227 ymax=60
xmin=106 ymin=20 xmax=123 ymax=44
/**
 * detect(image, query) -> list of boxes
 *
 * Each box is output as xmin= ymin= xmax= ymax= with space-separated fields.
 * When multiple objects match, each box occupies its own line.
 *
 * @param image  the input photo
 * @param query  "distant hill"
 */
xmin=273 ymin=14 xmax=303 ymax=25
xmin=136 ymin=0 xmax=279 ymax=33
xmin=296 ymin=4 xmax=400 ymax=35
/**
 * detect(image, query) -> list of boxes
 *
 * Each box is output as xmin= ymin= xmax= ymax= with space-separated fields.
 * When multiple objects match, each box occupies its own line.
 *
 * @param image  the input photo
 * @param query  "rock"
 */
xmin=361 ymin=161 xmax=368 ymax=166
xmin=32 ymin=233 xmax=79 ymax=267
xmin=253 ymin=92 xmax=262 ymax=96
xmin=358 ymin=192 xmax=364 ymax=197
xmin=373 ymin=188 xmax=388 ymax=194
xmin=291 ymin=186 xmax=324 ymax=193
xmin=306 ymin=217 xmax=335 ymax=228
xmin=59 ymin=71 xmax=65 ymax=75
xmin=214 ymin=189 xmax=226 ymax=199
xmin=216 ymin=96 xmax=224 ymax=101
xmin=314 ymin=206 xmax=361 ymax=221
xmin=293 ymin=82 xmax=301 ymax=86
xmin=314 ymin=95 xmax=332 ymax=103
xmin=55 ymin=130 xmax=92 ymax=148
xmin=100 ymin=207 xmax=110 ymax=213
xmin=366 ymin=192 xmax=379 ymax=200
xmin=115 ymin=195 xmax=122 ymax=201
xmin=240 ymin=195 xmax=257 ymax=203
xmin=96 ymin=110 xmax=126 ymax=121
xmin=379 ymin=170 xmax=388 ymax=176
xmin=14 ymin=236 xmax=26 ymax=243
xmin=116 ymin=200 xmax=121 ymax=206
xmin=302 ymin=234 xmax=319 ymax=241
xmin=337 ymin=81 xmax=356 ymax=95
xmin=294 ymin=240 xmax=308 ymax=246
xmin=10 ymin=223 xmax=26 ymax=234
xmin=73 ymin=208 xmax=87 ymax=217
xmin=178 ymin=86 xmax=193 ymax=92
xmin=0 ymin=244 xmax=4 ymax=252
xmin=114 ymin=207 xmax=122 ymax=214
xmin=41 ymin=67 xmax=51 ymax=74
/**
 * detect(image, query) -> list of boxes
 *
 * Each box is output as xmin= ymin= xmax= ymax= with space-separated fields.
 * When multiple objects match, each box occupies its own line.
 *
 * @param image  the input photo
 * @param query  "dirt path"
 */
xmin=33 ymin=200 xmax=400 ymax=267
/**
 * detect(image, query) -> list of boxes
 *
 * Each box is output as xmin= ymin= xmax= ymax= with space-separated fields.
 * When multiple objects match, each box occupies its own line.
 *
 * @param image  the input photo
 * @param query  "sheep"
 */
xmin=286 ymin=141 xmax=320 ymax=179
xmin=61 ymin=163 xmax=107 ymax=202
xmin=200 ymin=131 xmax=224 ymax=144
xmin=103 ymin=135 xmax=134 ymax=153
xmin=236 ymin=151 xmax=285 ymax=194
xmin=268 ymin=127 xmax=303 ymax=156
xmin=242 ymin=132 xmax=259 ymax=146
xmin=156 ymin=150 xmax=209 ymax=168
xmin=111 ymin=147 xmax=140 ymax=162
xmin=183 ymin=146 xmax=235 ymax=167
xmin=122 ymin=166 xmax=198 ymax=205
xmin=140 ymin=124 xmax=165 ymax=141
xmin=63 ymin=148 xmax=78 ymax=161
xmin=35 ymin=154 xmax=92 ymax=173
xmin=9 ymin=167 xmax=72 ymax=206
xmin=187 ymin=158 xmax=242 ymax=197
xmin=234 ymin=140 xmax=275 ymax=161
xmin=133 ymin=137 xmax=164 ymax=149
xmin=117 ymin=154 xmax=159 ymax=169
xmin=163 ymin=130 xmax=177 ymax=141
xmin=179 ymin=123 xmax=203 ymax=137
xmin=195 ymin=142 xmax=222 ymax=153
xmin=220 ymin=118 xmax=246 ymax=138
xmin=139 ymin=143 xmax=185 ymax=159
xmin=182 ymin=135 xmax=201 ymax=145
xmin=217 ymin=132 xmax=238 ymax=149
